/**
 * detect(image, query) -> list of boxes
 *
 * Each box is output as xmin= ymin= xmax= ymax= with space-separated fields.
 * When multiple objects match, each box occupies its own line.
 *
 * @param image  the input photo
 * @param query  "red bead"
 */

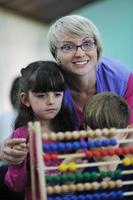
xmin=51 ymin=153 xmax=58 ymax=160
xmin=44 ymin=153 xmax=51 ymax=161
xmin=129 ymin=147 xmax=133 ymax=154
xmin=108 ymin=149 xmax=115 ymax=156
xmin=86 ymin=150 xmax=93 ymax=158
xmin=115 ymin=148 xmax=122 ymax=155
xmin=93 ymin=150 xmax=101 ymax=157
xmin=100 ymin=149 xmax=108 ymax=156
xmin=122 ymin=148 xmax=130 ymax=155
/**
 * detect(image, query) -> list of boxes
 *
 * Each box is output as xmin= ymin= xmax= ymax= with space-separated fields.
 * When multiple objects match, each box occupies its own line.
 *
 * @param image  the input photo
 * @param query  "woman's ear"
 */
xmin=20 ymin=92 xmax=30 ymax=107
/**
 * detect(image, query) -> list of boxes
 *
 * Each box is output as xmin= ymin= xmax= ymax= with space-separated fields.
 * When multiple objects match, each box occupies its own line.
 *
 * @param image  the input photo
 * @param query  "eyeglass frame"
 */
xmin=57 ymin=39 xmax=96 ymax=53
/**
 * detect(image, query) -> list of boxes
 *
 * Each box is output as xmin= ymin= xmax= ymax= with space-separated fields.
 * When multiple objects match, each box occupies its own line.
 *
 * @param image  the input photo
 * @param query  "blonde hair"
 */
xmin=84 ymin=92 xmax=130 ymax=129
xmin=48 ymin=15 xmax=103 ymax=62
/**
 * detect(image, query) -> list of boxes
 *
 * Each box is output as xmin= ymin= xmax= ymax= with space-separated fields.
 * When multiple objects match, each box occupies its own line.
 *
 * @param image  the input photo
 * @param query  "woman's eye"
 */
xmin=61 ymin=44 xmax=74 ymax=51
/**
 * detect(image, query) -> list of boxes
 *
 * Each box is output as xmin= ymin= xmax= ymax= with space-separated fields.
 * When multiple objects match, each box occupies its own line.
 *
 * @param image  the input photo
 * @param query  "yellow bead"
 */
xmin=68 ymin=162 xmax=77 ymax=172
xmin=58 ymin=163 xmax=67 ymax=172
xmin=123 ymin=157 xmax=131 ymax=166
xmin=130 ymin=157 xmax=133 ymax=165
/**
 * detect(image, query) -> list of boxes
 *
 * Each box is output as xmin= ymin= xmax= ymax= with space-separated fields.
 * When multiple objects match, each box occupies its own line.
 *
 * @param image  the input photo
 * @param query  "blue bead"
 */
xmin=102 ymin=139 xmax=110 ymax=147
xmin=94 ymin=140 xmax=102 ymax=147
xmin=48 ymin=197 xmax=54 ymax=200
xmin=109 ymin=192 xmax=116 ymax=199
xmin=65 ymin=142 xmax=72 ymax=151
xmin=43 ymin=144 xmax=50 ymax=152
xmin=70 ymin=195 xmax=77 ymax=200
xmin=116 ymin=191 xmax=123 ymax=199
xmin=73 ymin=141 xmax=80 ymax=150
xmin=50 ymin=143 xmax=57 ymax=151
xmin=88 ymin=140 xmax=95 ymax=148
xmin=85 ymin=194 xmax=93 ymax=200
xmin=55 ymin=197 xmax=62 ymax=200
xmin=80 ymin=140 xmax=87 ymax=148
xmin=78 ymin=194 xmax=85 ymax=200
xmin=110 ymin=139 xmax=117 ymax=146
xmin=57 ymin=142 xmax=65 ymax=151
xmin=93 ymin=193 xmax=101 ymax=200
xmin=63 ymin=196 xmax=70 ymax=200
xmin=101 ymin=192 xmax=109 ymax=199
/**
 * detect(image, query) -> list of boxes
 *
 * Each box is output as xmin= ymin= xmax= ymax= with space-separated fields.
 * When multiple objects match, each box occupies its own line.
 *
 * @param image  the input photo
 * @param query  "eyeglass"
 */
xmin=58 ymin=39 xmax=96 ymax=53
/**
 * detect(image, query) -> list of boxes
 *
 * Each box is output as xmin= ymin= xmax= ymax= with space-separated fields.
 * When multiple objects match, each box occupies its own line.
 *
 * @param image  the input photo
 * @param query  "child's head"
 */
xmin=83 ymin=92 xmax=130 ymax=131
xmin=15 ymin=61 xmax=74 ymax=130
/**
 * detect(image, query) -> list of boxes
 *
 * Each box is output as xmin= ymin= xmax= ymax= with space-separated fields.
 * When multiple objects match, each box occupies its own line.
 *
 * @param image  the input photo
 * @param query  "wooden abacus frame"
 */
xmin=28 ymin=121 xmax=133 ymax=200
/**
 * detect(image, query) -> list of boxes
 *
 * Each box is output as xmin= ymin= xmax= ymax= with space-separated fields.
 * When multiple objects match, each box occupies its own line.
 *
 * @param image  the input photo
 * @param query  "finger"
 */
xmin=3 ymin=148 xmax=27 ymax=158
xmin=5 ymin=138 xmax=26 ymax=147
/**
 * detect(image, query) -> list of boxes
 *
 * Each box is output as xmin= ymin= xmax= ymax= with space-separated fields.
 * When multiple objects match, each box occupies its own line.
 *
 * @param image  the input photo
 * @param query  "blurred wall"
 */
xmin=73 ymin=0 xmax=133 ymax=68
xmin=0 ymin=8 xmax=52 ymax=113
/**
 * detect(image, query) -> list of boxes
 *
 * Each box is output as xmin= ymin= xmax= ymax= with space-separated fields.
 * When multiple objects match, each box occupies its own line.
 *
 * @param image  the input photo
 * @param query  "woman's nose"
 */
xmin=74 ymin=46 xmax=86 ymax=56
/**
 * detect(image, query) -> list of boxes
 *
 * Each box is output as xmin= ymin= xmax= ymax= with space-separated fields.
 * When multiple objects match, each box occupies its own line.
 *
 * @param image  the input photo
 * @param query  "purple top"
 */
xmin=64 ymin=57 xmax=133 ymax=128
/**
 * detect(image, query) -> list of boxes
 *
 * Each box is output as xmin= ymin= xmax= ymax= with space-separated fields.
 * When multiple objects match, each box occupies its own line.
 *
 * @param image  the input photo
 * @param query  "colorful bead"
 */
xmin=59 ymin=163 xmax=67 ymax=172
xmin=123 ymin=157 xmax=131 ymax=166
xmin=68 ymin=162 xmax=77 ymax=172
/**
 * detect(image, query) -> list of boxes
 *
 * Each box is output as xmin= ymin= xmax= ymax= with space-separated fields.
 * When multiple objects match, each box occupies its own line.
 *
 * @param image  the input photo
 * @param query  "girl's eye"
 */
xmin=54 ymin=92 xmax=63 ymax=97
xmin=36 ymin=94 xmax=46 ymax=98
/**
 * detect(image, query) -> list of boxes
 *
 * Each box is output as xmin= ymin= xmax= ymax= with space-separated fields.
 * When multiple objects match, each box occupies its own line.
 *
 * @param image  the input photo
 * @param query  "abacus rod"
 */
xmin=28 ymin=122 xmax=36 ymax=200
xmin=35 ymin=122 xmax=47 ymax=200
xmin=45 ymin=159 xmax=124 ymax=171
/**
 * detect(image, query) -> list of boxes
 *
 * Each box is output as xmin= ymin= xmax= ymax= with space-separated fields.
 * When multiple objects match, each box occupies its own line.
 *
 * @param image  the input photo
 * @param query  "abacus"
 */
xmin=28 ymin=122 xmax=133 ymax=200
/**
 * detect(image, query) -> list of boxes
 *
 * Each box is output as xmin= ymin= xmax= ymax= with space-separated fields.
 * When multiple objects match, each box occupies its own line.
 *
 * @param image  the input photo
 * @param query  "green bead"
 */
xmin=67 ymin=173 xmax=75 ymax=182
xmin=100 ymin=171 xmax=108 ymax=178
xmin=75 ymin=172 xmax=83 ymax=182
xmin=60 ymin=174 xmax=68 ymax=183
xmin=83 ymin=172 xmax=90 ymax=181
xmin=46 ymin=176 xmax=53 ymax=183
xmin=107 ymin=170 xmax=114 ymax=177
xmin=114 ymin=169 xmax=122 ymax=178
xmin=90 ymin=172 xmax=98 ymax=181
xmin=52 ymin=175 xmax=60 ymax=183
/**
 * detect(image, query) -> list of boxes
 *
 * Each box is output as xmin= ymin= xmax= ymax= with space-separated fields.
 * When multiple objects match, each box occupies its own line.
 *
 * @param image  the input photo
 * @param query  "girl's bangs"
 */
xmin=32 ymin=68 xmax=66 ymax=92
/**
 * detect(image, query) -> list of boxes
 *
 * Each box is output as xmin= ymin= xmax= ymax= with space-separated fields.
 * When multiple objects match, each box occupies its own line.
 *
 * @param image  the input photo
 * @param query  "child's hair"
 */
xmin=83 ymin=92 xmax=130 ymax=129
xmin=15 ymin=60 xmax=75 ymax=131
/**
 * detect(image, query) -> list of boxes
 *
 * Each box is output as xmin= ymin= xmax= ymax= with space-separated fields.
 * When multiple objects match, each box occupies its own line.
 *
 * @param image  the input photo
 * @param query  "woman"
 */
xmin=48 ymin=14 xmax=133 ymax=129
xmin=1 ymin=14 xmax=133 ymax=163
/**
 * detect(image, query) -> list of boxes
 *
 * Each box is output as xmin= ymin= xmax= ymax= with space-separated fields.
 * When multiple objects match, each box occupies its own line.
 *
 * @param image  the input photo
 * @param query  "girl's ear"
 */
xmin=20 ymin=92 xmax=30 ymax=107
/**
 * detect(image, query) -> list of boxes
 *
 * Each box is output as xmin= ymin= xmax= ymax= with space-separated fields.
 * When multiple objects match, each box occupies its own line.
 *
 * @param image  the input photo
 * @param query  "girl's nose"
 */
xmin=47 ymin=93 xmax=54 ymax=104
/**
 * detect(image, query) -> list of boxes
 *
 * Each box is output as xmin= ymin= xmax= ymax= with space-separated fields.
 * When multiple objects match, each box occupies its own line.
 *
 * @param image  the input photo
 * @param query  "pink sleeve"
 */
xmin=5 ymin=128 xmax=28 ymax=192
xmin=124 ymin=73 xmax=133 ymax=125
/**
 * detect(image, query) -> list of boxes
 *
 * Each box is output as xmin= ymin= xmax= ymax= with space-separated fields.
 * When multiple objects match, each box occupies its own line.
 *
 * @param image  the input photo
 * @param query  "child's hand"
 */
xmin=0 ymin=138 xmax=28 ymax=165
